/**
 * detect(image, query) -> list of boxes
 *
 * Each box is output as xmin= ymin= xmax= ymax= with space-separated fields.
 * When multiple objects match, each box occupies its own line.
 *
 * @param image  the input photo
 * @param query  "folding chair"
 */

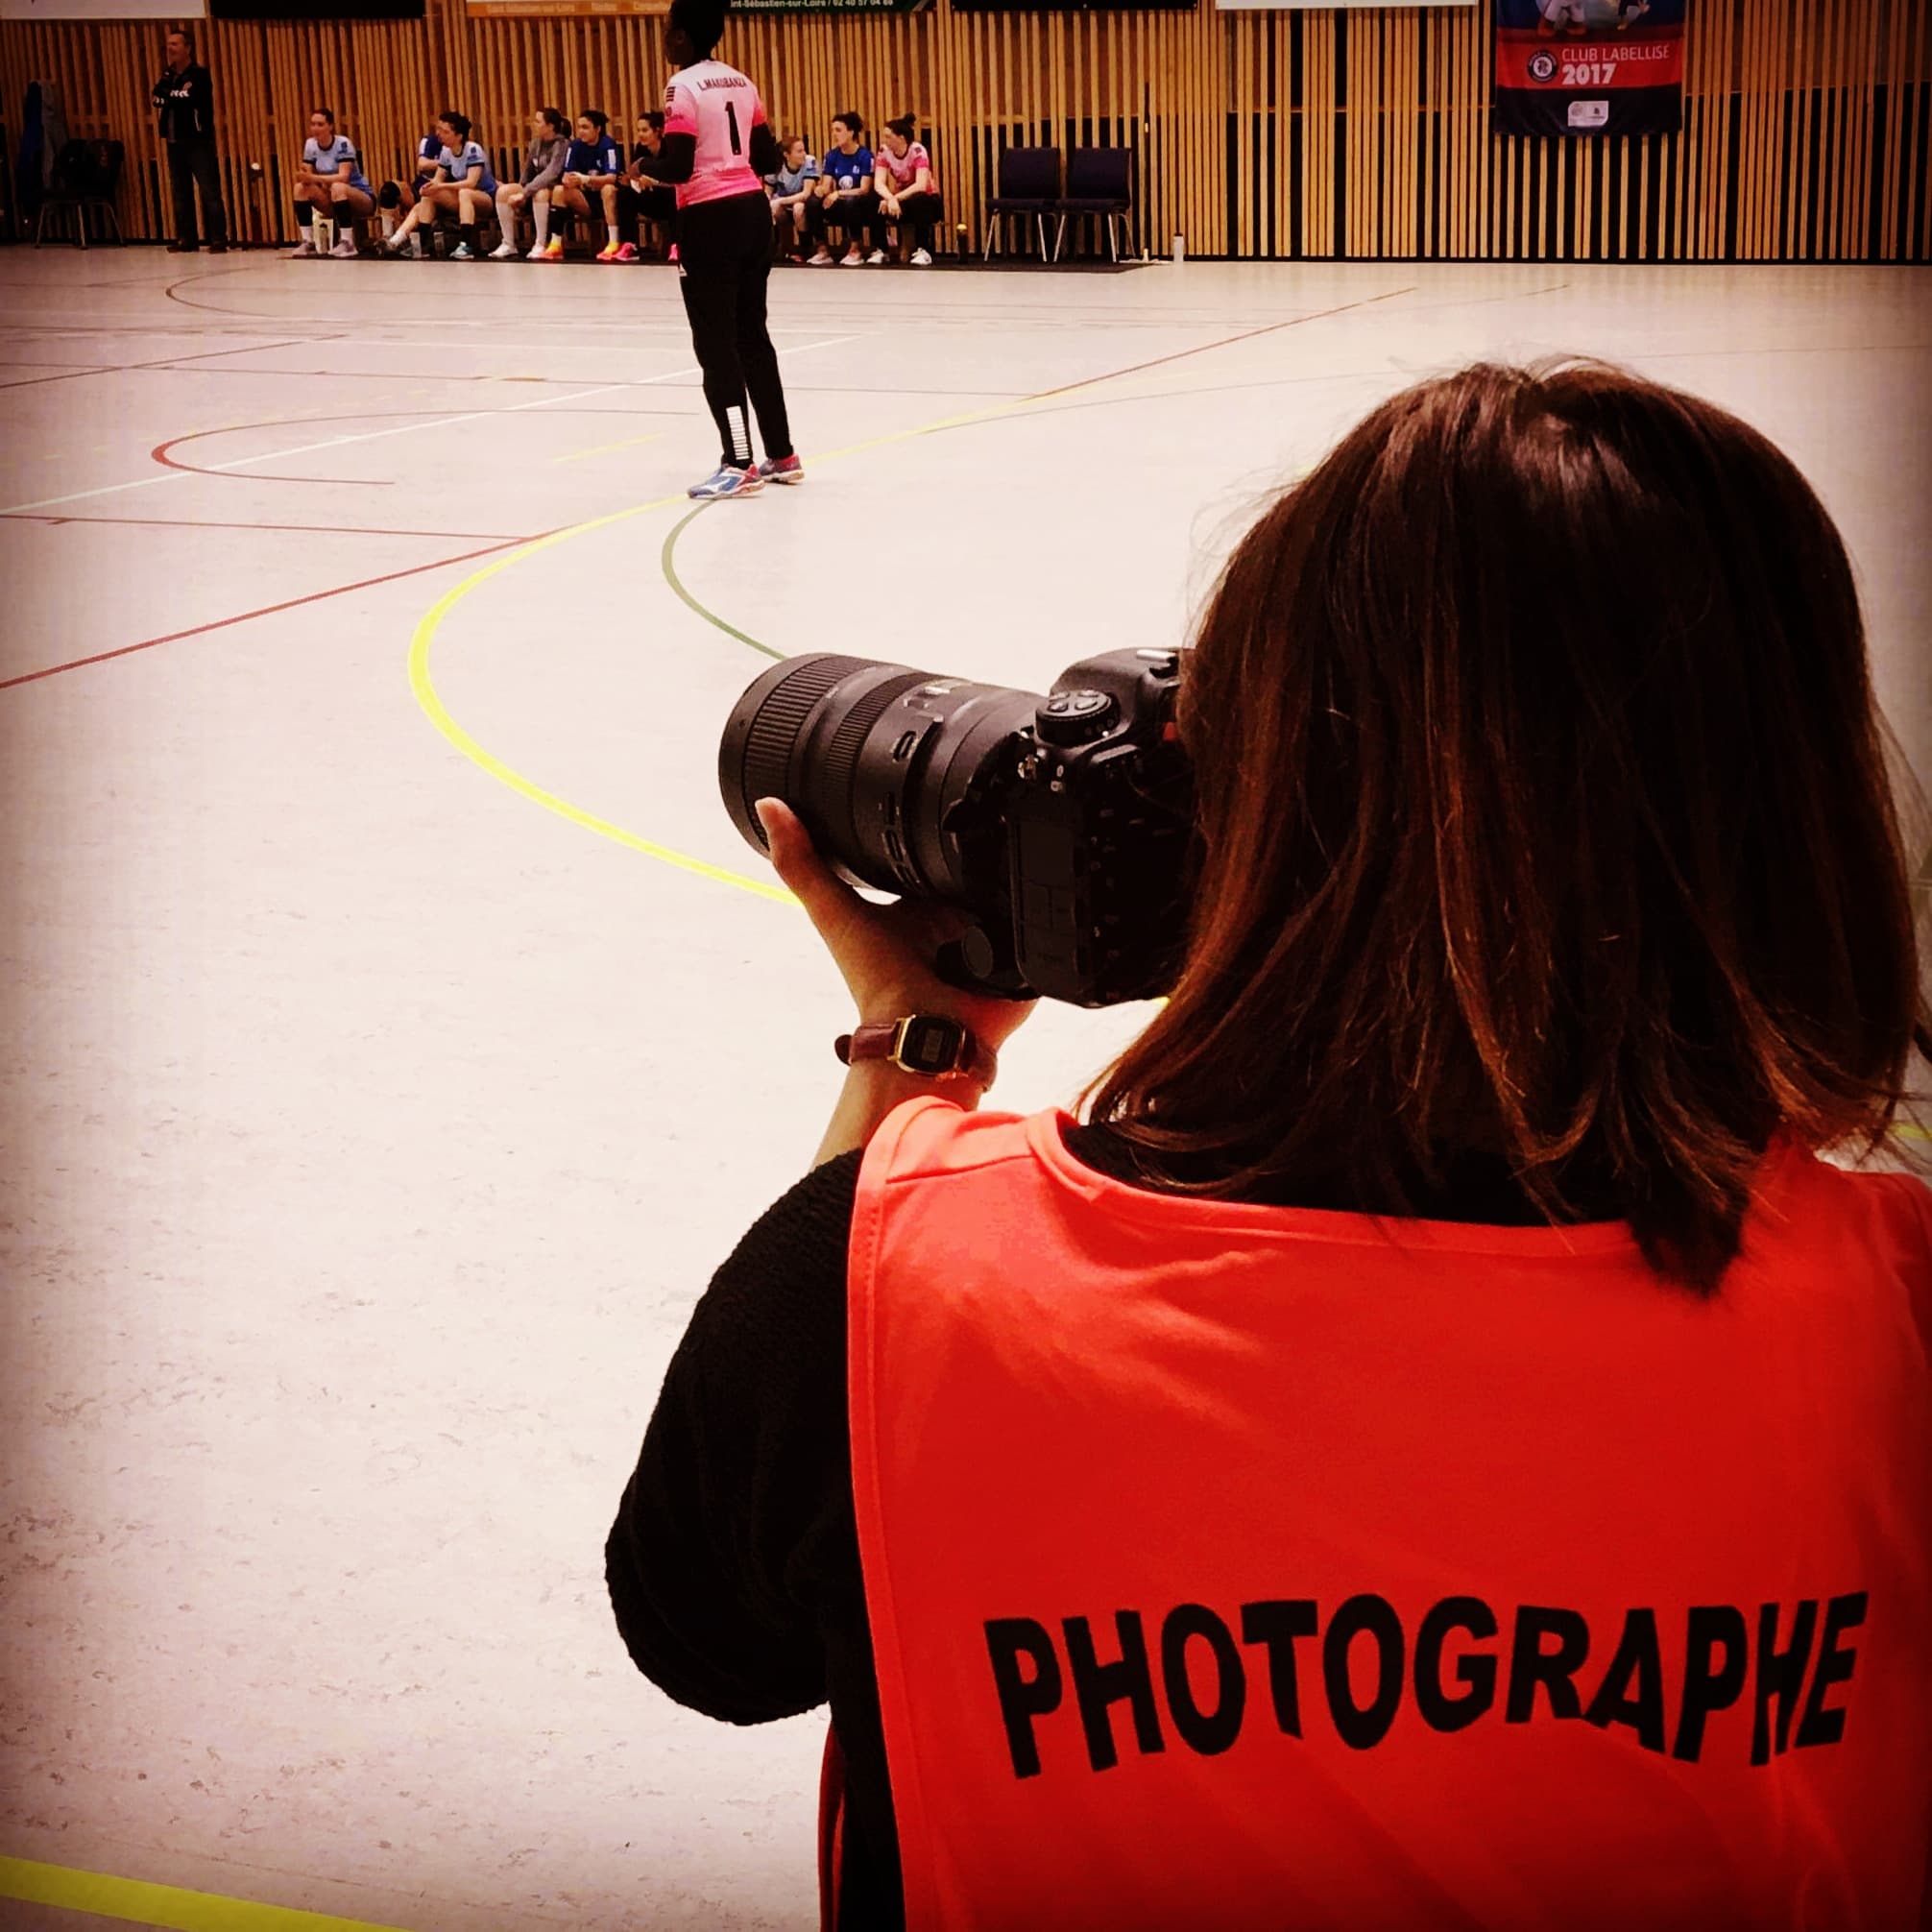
xmin=983 ymin=145 xmax=1059 ymax=261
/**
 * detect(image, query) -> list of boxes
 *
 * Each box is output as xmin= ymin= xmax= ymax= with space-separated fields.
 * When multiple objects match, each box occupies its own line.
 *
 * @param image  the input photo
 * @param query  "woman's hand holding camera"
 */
xmin=756 ymin=799 xmax=1035 ymax=1051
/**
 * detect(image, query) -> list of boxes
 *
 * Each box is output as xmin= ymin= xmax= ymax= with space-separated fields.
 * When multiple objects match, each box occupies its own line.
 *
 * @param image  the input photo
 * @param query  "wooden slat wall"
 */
xmin=2 ymin=0 xmax=1925 ymax=258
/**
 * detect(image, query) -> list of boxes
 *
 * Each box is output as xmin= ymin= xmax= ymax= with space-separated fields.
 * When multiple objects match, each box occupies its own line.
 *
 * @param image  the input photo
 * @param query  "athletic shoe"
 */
xmin=614 ymin=241 xmax=638 ymax=262
xmin=290 ymin=237 xmax=318 ymax=257
xmin=806 ymin=248 xmax=834 ymax=266
xmin=866 ymin=248 xmax=888 ymax=265
xmin=524 ymin=240 xmax=548 ymax=260
xmin=539 ymin=236 xmax=565 ymax=261
xmin=328 ymin=235 xmax=360 ymax=258
xmin=596 ymin=240 xmax=623 ymax=262
xmin=668 ymin=244 xmax=680 ymax=263
xmin=910 ymin=247 xmax=932 ymax=266
xmin=380 ymin=236 xmax=407 ymax=255
xmin=839 ymin=250 xmax=865 ymax=267
xmin=758 ymin=453 xmax=805 ymax=487
xmin=449 ymin=241 xmax=474 ymax=259
xmin=688 ymin=464 xmax=763 ymax=500
xmin=490 ymin=239 xmax=519 ymax=259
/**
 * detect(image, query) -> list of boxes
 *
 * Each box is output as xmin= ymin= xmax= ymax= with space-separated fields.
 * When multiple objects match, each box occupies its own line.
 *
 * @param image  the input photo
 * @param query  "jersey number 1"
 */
xmin=725 ymin=102 xmax=741 ymax=155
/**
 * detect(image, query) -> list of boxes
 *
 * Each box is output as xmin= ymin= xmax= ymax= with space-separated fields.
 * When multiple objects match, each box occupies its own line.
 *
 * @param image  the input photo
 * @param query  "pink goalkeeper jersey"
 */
xmin=662 ymin=58 xmax=766 ymax=209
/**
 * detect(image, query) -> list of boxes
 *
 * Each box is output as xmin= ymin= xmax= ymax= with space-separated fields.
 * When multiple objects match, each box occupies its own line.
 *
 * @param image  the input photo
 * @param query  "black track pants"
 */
xmin=166 ymin=135 xmax=228 ymax=246
xmin=676 ymin=189 xmax=793 ymax=470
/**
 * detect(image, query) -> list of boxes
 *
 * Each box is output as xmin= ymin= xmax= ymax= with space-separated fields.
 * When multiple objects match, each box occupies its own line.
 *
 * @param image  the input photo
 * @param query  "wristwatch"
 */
xmin=836 ymin=1015 xmax=998 ymax=1087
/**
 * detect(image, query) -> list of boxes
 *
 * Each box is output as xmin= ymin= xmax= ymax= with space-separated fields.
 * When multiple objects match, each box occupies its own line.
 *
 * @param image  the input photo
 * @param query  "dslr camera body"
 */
xmin=719 ymin=647 xmax=1194 ymax=1006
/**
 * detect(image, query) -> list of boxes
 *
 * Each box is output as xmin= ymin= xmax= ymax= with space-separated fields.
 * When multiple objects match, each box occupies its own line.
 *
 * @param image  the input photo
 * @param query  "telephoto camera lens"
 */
xmin=718 ymin=654 xmax=1042 ymax=901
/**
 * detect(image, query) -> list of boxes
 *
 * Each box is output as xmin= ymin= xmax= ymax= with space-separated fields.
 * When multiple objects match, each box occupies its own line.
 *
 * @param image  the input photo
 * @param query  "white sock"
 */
xmin=606 ymin=224 xmax=619 ymax=246
xmin=379 ymin=210 xmax=396 ymax=238
xmin=534 ymin=204 xmax=550 ymax=245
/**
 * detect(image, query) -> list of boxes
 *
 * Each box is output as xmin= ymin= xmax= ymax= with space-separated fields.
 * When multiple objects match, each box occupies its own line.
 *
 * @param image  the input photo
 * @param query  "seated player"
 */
xmin=554 ymin=109 xmax=627 ymax=261
xmin=873 ymin=113 xmax=940 ymax=266
xmin=491 ymin=107 xmax=569 ymax=259
xmin=372 ymin=130 xmax=440 ymax=253
xmin=290 ymin=108 xmax=373 ymax=258
xmin=382 ymin=111 xmax=496 ymax=257
xmin=621 ymin=111 xmax=679 ymax=259
xmin=806 ymin=112 xmax=875 ymax=268
xmin=766 ymin=134 xmax=819 ymax=261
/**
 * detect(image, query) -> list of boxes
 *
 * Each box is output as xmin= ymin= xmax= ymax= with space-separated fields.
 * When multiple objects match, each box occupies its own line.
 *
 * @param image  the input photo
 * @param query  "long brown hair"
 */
xmin=1088 ymin=361 xmax=1927 ymax=1292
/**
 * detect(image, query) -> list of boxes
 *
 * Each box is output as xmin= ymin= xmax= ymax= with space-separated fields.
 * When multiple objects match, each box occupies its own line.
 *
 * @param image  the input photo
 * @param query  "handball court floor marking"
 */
xmin=0 ymin=332 xmax=857 ymax=520
xmin=405 ymin=283 xmax=1418 ymax=903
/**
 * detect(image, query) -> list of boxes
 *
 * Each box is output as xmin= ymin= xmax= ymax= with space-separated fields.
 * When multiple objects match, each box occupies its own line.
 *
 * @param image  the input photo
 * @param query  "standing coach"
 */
xmin=153 ymin=24 xmax=228 ymax=253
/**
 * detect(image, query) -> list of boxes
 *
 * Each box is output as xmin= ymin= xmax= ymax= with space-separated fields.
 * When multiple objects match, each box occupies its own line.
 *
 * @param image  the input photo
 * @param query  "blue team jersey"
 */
xmin=418 ymin=132 xmax=441 ymax=171
xmin=564 ymin=134 xmax=619 ymax=178
xmin=303 ymin=133 xmax=370 ymax=193
xmin=437 ymin=139 xmax=496 ymax=195
xmin=825 ymin=144 xmax=873 ymax=192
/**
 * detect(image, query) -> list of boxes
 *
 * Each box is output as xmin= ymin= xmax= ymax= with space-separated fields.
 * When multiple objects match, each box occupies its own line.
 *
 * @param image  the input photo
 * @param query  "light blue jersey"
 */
xmin=437 ymin=139 xmax=497 ymax=197
xmin=303 ymin=133 xmax=370 ymax=195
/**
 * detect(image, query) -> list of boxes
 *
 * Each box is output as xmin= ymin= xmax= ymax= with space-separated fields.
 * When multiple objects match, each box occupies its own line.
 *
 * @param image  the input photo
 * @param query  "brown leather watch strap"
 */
xmin=835 ymin=1015 xmax=998 ymax=1087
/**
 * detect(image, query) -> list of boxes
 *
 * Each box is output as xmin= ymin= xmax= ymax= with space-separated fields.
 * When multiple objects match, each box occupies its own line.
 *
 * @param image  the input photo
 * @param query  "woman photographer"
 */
xmin=607 ymin=361 xmax=1931 ymax=1929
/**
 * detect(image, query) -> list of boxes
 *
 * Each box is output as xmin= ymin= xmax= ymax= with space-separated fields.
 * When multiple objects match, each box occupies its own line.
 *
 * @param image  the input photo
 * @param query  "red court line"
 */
xmin=0 ymin=536 xmax=539 ymax=689
xmin=0 ymin=337 xmax=312 ymax=393
xmin=2 ymin=511 xmax=526 ymax=539
xmin=0 ymin=364 xmax=118 ymax=390
xmin=150 ymin=419 xmax=401 ymax=486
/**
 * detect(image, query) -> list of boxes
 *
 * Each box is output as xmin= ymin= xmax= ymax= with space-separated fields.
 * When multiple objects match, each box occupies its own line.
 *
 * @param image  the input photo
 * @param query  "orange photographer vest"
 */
xmin=828 ymin=1099 xmax=1932 ymax=1932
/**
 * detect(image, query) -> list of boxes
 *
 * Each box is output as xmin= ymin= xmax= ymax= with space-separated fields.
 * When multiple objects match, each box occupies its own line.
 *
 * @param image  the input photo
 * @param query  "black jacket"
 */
xmin=153 ymin=63 xmax=214 ymax=143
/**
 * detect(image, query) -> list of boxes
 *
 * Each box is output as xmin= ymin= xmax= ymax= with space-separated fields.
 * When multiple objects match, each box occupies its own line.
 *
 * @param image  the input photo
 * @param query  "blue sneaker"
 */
xmin=688 ymin=464 xmax=762 ymax=500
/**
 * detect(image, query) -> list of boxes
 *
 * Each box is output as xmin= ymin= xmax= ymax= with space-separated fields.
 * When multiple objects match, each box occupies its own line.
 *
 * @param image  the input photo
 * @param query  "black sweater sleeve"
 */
xmin=634 ymin=133 xmax=694 ymax=185
xmin=748 ymin=120 xmax=783 ymax=178
xmin=605 ymin=1150 xmax=863 ymax=1723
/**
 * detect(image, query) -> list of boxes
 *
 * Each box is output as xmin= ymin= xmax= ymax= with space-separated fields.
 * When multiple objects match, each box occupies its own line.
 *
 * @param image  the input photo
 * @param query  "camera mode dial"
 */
xmin=1034 ymin=688 xmax=1117 ymax=747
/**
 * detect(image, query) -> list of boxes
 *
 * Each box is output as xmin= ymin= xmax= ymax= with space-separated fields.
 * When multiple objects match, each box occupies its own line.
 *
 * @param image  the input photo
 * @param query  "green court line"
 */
xmin=658 ymin=504 xmax=785 ymax=662
xmin=0 ymin=1856 xmax=421 ymax=1932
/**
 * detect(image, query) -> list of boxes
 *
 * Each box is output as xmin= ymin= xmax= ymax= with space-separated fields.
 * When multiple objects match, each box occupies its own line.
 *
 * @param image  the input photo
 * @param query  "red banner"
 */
xmin=1494 ymin=27 xmax=1682 ymax=93
xmin=1491 ymin=0 xmax=1687 ymax=137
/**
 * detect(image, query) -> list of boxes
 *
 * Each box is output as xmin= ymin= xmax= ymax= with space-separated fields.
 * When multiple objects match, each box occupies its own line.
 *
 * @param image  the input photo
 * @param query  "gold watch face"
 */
xmin=892 ymin=1015 xmax=967 ymax=1075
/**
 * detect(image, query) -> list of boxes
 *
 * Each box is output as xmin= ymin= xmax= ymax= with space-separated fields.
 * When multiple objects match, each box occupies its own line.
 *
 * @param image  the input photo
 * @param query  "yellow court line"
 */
xmin=407 ymin=392 xmax=1041 ymax=902
xmin=0 ymin=1855 xmax=420 ymax=1932
xmin=550 ymin=431 xmax=664 ymax=465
